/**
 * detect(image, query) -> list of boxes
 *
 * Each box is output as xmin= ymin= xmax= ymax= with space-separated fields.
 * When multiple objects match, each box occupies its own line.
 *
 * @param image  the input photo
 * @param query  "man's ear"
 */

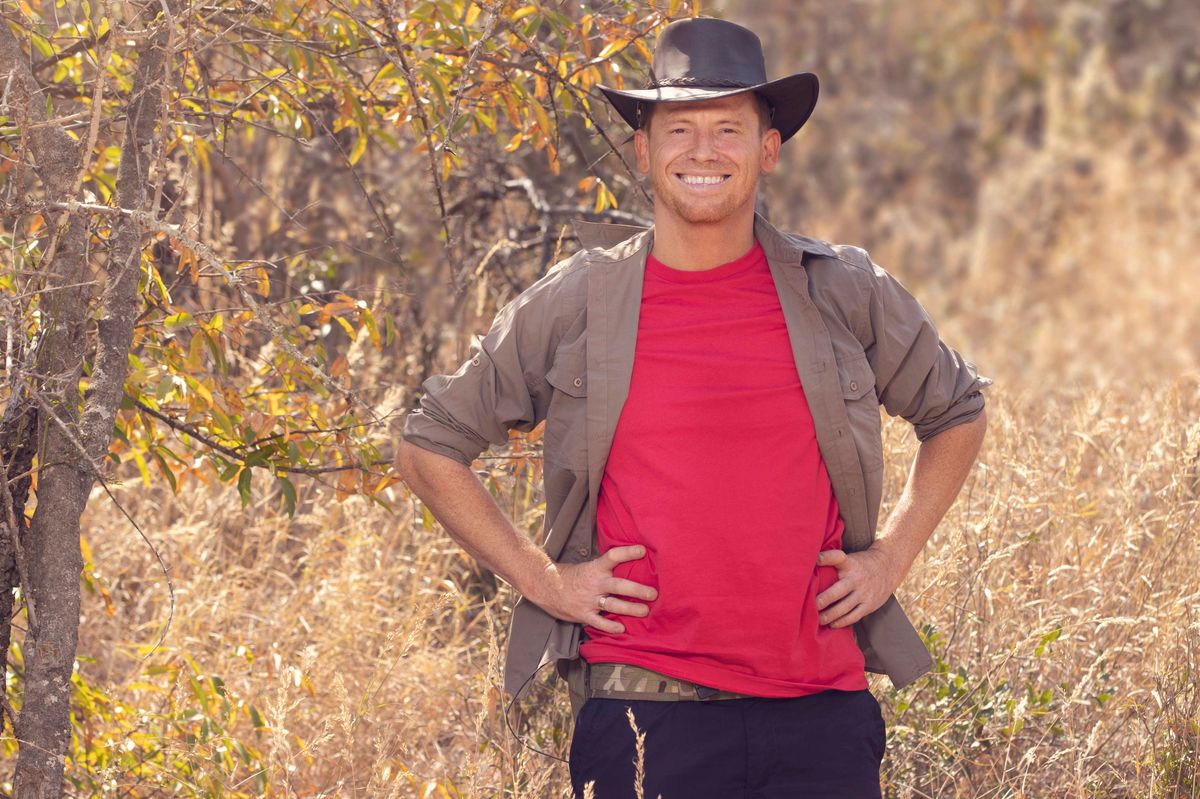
xmin=634 ymin=128 xmax=651 ymax=174
xmin=760 ymin=128 xmax=782 ymax=174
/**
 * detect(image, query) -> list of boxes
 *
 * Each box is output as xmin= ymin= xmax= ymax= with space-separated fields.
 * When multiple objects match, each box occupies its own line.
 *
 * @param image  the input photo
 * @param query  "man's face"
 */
xmin=634 ymin=92 xmax=781 ymax=229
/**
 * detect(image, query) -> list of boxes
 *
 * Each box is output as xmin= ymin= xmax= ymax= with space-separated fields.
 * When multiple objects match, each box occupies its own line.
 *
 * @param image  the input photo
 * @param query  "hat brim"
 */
xmin=598 ymin=73 xmax=818 ymax=143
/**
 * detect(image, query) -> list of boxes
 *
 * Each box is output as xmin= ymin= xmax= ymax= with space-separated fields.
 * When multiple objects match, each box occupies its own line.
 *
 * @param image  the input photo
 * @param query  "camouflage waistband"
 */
xmin=585 ymin=662 xmax=753 ymax=702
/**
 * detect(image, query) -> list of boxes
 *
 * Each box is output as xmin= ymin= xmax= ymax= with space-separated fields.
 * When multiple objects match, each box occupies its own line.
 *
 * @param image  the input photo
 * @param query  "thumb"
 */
xmin=816 ymin=549 xmax=847 ymax=569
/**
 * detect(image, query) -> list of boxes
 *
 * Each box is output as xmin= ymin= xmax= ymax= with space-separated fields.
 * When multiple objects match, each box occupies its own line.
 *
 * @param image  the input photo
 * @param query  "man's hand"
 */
xmin=527 ymin=545 xmax=658 ymax=635
xmin=815 ymin=546 xmax=903 ymax=629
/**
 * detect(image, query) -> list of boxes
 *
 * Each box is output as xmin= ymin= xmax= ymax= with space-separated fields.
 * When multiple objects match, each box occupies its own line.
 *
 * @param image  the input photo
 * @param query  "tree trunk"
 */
xmin=0 ymin=4 xmax=176 ymax=794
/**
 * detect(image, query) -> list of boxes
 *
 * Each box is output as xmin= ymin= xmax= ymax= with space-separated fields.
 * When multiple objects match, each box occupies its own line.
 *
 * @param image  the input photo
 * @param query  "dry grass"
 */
xmin=51 ymin=3 xmax=1200 ymax=797
xmin=67 ymin=148 xmax=1200 ymax=797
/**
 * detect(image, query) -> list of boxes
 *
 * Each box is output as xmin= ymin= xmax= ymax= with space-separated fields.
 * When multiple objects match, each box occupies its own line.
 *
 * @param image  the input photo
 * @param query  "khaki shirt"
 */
xmin=403 ymin=213 xmax=992 ymax=696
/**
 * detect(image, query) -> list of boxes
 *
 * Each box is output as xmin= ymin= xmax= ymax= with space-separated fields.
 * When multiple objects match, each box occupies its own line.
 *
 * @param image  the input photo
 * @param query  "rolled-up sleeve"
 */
xmin=402 ymin=281 xmax=558 ymax=466
xmin=861 ymin=258 xmax=993 ymax=441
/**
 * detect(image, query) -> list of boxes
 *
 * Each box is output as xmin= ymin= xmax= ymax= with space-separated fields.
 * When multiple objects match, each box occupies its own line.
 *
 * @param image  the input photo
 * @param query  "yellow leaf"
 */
xmin=255 ymin=266 xmax=270 ymax=298
xmin=132 ymin=452 xmax=151 ymax=487
xmin=348 ymin=131 xmax=368 ymax=165
xmin=373 ymin=473 xmax=402 ymax=494
xmin=333 ymin=315 xmax=357 ymax=341
xmin=511 ymin=5 xmax=537 ymax=21
xmin=503 ymin=93 xmax=521 ymax=128
xmin=531 ymin=101 xmax=551 ymax=137
xmin=597 ymin=39 xmax=629 ymax=61
xmin=669 ymin=0 xmax=683 ymax=15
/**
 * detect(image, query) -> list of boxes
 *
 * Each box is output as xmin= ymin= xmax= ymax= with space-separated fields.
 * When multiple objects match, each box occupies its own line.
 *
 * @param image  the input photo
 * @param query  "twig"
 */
xmin=502 ymin=19 xmax=652 ymax=206
xmin=30 ymin=30 xmax=112 ymax=74
xmin=132 ymin=398 xmax=389 ymax=475
xmin=368 ymin=0 xmax=457 ymax=276
xmin=441 ymin=1 xmax=501 ymax=158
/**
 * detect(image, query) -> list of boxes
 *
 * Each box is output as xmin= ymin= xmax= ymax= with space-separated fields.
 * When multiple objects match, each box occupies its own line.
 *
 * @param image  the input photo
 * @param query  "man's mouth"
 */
xmin=677 ymin=174 xmax=730 ymax=186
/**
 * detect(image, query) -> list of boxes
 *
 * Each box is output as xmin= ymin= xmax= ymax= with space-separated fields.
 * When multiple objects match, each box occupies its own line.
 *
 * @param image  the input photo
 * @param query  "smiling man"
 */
xmin=397 ymin=17 xmax=991 ymax=799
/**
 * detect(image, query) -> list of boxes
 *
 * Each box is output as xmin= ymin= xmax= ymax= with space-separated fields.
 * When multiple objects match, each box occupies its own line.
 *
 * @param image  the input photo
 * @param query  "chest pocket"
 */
xmin=837 ymin=354 xmax=874 ymax=401
xmin=544 ymin=340 xmax=588 ymax=471
xmin=836 ymin=353 xmax=884 ymax=471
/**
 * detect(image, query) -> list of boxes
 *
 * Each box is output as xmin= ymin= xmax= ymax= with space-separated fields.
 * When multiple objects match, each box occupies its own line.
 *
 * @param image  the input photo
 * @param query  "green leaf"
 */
xmin=216 ymin=457 xmax=241 ymax=483
xmin=150 ymin=447 xmax=178 ymax=492
xmin=277 ymin=477 xmax=297 ymax=517
xmin=237 ymin=467 xmax=253 ymax=507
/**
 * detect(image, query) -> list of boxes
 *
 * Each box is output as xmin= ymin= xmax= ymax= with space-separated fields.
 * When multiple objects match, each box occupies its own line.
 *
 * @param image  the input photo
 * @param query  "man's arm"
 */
xmin=396 ymin=440 xmax=657 ymax=634
xmin=815 ymin=409 xmax=987 ymax=628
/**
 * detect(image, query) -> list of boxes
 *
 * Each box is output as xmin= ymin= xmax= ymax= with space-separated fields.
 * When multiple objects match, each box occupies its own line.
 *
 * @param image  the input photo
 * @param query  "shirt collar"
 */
xmin=572 ymin=212 xmax=836 ymax=264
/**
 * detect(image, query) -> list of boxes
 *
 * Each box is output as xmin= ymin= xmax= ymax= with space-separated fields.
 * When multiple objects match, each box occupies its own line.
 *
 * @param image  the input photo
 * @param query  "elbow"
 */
xmin=394 ymin=435 xmax=473 ymax=490
xmin=970 ymin=405 xmax=988 ymax=438
xmin=393 ymin=437 xmax=424 ymax=484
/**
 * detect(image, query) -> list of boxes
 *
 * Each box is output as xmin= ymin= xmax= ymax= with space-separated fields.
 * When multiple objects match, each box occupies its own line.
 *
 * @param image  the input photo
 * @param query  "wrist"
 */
xmin=514 ymin=556 xmax=561 ymax=608
xmin=868 ymin=538 xmax=908 ymax=590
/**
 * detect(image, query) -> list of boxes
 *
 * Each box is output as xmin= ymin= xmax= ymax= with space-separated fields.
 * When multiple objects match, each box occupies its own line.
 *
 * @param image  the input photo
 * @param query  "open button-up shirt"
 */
xmin=402 ymin=214 xmax=992 ymax=695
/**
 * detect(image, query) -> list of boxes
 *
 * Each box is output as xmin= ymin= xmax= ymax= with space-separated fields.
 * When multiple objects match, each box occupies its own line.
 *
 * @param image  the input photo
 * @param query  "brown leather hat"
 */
xmin=598 ymin=18 xmax=819 ymax=143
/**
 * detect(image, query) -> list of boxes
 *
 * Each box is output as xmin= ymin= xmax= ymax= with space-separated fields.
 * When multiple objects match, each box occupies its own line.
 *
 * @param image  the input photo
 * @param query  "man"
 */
xmin=397 ymin=17 xmax=990 ymax=798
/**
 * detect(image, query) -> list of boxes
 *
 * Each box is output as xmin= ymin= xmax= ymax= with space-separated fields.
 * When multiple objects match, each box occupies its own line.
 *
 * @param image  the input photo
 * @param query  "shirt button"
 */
xmin=573 ymin=377 xmax=583 ymax=388
xmin=576 ymin=546 xmax=590 ymax=557
xmin=849 ymin=381 xmax=858 ymax=392
xmin=471 ymin=356 xmax=481 ymax=366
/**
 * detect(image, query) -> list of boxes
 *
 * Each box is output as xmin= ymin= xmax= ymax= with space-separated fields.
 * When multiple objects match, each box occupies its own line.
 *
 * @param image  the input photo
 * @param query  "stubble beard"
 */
xmin=650 ymin=169 xmax=758 ymax=227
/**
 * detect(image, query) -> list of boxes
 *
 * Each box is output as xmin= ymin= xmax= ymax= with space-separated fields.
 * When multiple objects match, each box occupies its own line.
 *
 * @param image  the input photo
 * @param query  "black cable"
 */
xmin=503 ymin=658 xmax=570 ymax=764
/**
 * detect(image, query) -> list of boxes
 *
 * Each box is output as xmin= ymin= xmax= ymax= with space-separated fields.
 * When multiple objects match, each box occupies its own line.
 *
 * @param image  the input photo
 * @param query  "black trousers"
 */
xmin=569 ymin=689 xmax=885 ymax=799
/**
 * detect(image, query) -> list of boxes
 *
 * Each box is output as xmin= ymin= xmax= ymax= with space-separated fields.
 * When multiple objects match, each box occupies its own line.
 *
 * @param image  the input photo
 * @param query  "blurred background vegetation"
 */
xmin=1 ymin=0 xmax=1198 ymax=796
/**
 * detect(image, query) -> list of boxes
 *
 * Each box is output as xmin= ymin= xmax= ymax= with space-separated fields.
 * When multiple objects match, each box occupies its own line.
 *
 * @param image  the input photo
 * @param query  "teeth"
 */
xmin=680 ymin=175 xmax=726 ymax=185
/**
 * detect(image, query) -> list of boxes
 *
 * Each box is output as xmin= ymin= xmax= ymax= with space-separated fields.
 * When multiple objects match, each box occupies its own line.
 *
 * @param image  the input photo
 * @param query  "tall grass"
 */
xmin=16 ymin=1 xmax=1200 ymax=796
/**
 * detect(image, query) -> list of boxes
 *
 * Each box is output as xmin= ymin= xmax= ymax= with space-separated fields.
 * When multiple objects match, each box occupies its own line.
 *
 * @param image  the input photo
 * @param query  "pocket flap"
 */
xmin=837 ymin=355 xmax=875 ymax=401
xmin=546 ymin=345 xmax=588 ymax=398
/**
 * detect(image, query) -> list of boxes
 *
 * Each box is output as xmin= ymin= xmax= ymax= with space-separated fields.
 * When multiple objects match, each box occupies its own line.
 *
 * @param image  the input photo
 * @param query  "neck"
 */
xmin=650 ymin=208 xmax=757 ymax=271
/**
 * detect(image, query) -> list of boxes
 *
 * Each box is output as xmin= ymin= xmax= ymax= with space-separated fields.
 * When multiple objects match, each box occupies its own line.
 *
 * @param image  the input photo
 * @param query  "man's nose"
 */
xmin=689 ymin=129 xmax=718 ymax=160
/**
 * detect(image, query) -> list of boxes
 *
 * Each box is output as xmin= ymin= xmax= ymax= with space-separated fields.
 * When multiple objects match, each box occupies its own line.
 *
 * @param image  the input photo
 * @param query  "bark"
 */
xmin=0 ymin=3 xmax=176 ymax=795
xmin=0 ymin=357 xmax=39 ymax=735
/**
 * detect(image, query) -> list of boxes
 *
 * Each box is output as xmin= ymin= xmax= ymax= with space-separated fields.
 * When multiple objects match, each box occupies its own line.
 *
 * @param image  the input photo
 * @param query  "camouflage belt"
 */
xmin=585 ymin=662 xmax=753 ymax=702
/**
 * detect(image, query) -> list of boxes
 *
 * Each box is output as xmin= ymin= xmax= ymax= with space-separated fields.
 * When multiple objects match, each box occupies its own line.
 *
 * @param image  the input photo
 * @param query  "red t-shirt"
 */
xmin=578 ymin=242 xmax=868 ymax=696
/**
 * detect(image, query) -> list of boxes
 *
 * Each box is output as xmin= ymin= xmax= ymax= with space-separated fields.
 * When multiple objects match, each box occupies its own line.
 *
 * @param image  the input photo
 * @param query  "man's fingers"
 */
xmin=604 ymin=545 xmax=647 ymax=566
xmin=827 ymin=603 xmax=866 ymax=629
xmin=605 ymin=577 xmax=658 ymax=602
xmin=599 ymin=596 xmax=650 ymax=618
xmin=819 ymin=596 xmax=860 ymax=627
xmin=585 ymin=612 xmax=625 ymax=635
xmin=816 ymin=578 xmax=853 ymax=611
xmin=816 ymin=549 xmax=847 ymax=569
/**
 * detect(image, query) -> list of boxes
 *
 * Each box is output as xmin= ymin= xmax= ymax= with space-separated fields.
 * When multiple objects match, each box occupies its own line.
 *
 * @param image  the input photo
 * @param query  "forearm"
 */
xmin=395 ymin=439 xmax=554 ymax=599
xmin=873 ymin=409 xmax=988 ymax=583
